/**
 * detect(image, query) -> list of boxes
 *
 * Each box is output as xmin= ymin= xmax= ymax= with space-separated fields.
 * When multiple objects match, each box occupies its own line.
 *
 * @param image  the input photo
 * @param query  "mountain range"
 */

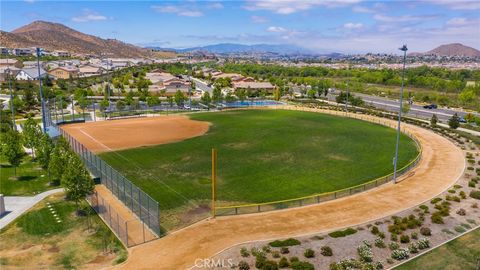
xmin=1 ymin=21 xmax=479 ymax=58
xmin=0 ymin=21 xmax=156 ymax=58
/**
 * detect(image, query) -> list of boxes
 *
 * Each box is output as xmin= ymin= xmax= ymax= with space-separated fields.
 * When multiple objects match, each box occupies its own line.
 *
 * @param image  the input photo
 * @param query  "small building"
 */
xmin=16 ymin=67 xmax=48 ymax=80
xmin=13 ymin=48 xmax=36 ymax=56
xmin=52 ymin=50 xmax=71 ymax=57
xmin=0 ymin=47 xmax=9 ymax=55
xmin=0 ymin=59 xmax=23 ymax=68
xmin=0 ymin=67 xmax=20 ymax=82
xmin=146 ymin=71 xmax=191 ymax=96
xmin=48 ymin=66 xmax=79 ymax=79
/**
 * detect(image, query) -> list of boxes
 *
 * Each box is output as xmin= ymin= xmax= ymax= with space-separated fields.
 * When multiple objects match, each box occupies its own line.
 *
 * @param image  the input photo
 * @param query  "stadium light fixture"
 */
xmin=36 ymin=47 xmax=47 ymax=133
xmin=393 ymin=44 xmax=408 ymax=183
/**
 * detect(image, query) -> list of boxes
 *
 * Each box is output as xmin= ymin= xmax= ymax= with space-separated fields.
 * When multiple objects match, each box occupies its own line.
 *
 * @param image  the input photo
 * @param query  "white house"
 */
xmin=16 ymin=67 xmax=48 ymax=80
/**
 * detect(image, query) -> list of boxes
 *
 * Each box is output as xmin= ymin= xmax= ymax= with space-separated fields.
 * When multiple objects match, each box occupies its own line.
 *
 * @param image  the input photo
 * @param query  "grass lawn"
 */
xmin=395 ymin=228 xmax=480 ymax=270
xmin=100 ymin=109 xmax=418 ymax=212
xmin=0 ymin=155 xmax=56 ymax=196
xmin=0 ymin=193 xmax=127 ymax=269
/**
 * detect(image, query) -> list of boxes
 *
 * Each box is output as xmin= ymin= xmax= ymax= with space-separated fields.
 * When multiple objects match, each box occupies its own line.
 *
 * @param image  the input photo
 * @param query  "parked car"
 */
xmin=459 ymin=117 xmax=467 ymax=123
xmin=423 ymin=104 xmax=438 ymax=109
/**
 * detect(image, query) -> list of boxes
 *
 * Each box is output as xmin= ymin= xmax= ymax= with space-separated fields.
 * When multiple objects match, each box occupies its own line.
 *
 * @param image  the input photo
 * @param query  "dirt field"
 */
xmin=111 ymin=107 xmax=465 ymax=270
xmin=61 ymin=116 xmax=210 ymax=153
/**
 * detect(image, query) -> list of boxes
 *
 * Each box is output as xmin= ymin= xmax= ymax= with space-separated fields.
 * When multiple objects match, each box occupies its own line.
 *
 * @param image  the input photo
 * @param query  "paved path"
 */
xmin=115 ymin=107 xmax=465 ymax=270
xmin=0 ymin=188 xmax=64 ymax=230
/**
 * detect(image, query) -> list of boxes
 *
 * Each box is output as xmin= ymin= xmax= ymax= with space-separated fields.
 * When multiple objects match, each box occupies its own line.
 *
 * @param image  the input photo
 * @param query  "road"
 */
xmin=325 ymin=91 xmax=478 ymax=123
xmin=183 ymin=75 xmax=213 ymax=94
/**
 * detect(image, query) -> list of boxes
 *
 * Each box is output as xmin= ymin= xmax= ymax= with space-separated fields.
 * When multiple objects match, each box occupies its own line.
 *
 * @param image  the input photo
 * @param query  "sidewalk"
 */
xmin=0 ymin=188 xmax=64 ymax=230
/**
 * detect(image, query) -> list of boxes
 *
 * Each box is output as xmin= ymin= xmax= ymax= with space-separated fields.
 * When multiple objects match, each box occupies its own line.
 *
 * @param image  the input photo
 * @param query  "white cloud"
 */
xmin=446 ymin=17 xmax=470 ymax=26
xmin=426 ymin=0 xmax=480 ymax=10
xmin=152 ymin=5 xmax=204 ymax=17
xmin=244 ymin=0 xmax=361 ymax=14
xmin=251 ymin=15 xmax=268 ymax=23
xmin=24 ymin=0 xmax=35 ymax=3
xmin=208 ymin=2 xmax=224 ymax=9
xmin=343 ymin=22 xmax=364 ymax=29
xmin=72 ymin=10 xmax=108 ymax=23
xmin=352 ymin=6 xmax=374 ymax=13
xmin=373 ymin=14 xmax=439 ymax=23
xmin=267 ymin=26 xmax=287 ymax=32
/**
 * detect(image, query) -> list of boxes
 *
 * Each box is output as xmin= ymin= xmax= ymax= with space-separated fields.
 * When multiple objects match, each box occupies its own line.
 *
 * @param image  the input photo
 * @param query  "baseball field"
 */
xmin=90 ymin=109 xmax=419 ymax=213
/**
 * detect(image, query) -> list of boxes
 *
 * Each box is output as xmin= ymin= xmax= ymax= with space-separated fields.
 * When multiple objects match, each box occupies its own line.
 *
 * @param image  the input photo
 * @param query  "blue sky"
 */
xmin=1 ymin=0 xmax=479 ymax=54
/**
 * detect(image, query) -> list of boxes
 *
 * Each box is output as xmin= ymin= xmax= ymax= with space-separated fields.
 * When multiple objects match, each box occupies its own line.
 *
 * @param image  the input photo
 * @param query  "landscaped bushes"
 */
xmin=328 ymin=228 xmax=357 ymax=238
xmin=374 ymin=238 xmax=386 ymax=248
xmin=291 ymin=261 xmax=314 ymax=270
xmin=391 ymin=248 xmax=410 ymax=260
xmin=417 ymin=238 xmax=430 ymax=249
xmin=357 ymin=244 xmax=373 ymax=262
xmin=321 ymin=246 xmax=333 ymax=256
xmin=269 ymin=238 xmax=301 ymax=247
xmin=304 ymin=249 xmax=315 ymax=258
xmin=238 ymin=260 xmax=250 ymax=270
xmin=470 ymin=190 xmax=480 ymax=200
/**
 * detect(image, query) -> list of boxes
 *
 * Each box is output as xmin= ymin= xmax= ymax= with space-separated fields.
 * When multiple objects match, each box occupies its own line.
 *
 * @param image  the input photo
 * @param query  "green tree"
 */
xmin=401 ymin=103 xmax=410 ymax=115
xmin=307 ymin=89 xmax=316 ymax=99
xmin=174 ymin=90 xmax=186 ymax=106
xmin=116 ymin=100 xmax=126 ymax=111
xmin=201 ymin=92 xmax=211 ymax=106
xmin=62 ymin=154 xmax=94 ymax=211
xmin=48 ymin=138 xmax=70 ymax=183
xmin=167 ymin=96 xmax=174 ymax=107
xmin=2 ymin=129 xmax=24 ymax=176
xmin=236 ymin=89 xmax=247 ymax=102
xmin=36 ymin=133 xmax=54 ymax=180
xmin=448 ymin=113 xmax=460 ymax=129
xmin=212 ymin=86 xmax=223 ymax=103
xmin=22 ymin=117 xmax=42 ymax=159
xmin=464 ymin=113 xmax=476 ymax=123
xmin=146 ymin=96 xmax=161 ymax=107
xmin=99 ymin=99 xmax=110 ymax=112
xmin=430 ymin=114 xmax=438 ymax=127
xmin=225 ymin=91 xmax=237 ymax=103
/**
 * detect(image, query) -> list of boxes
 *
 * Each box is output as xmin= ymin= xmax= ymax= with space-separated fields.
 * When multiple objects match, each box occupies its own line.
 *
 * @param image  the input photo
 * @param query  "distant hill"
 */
xmin=409 ymin=43 xmax=480 ymax=57
xmin=149 ymin=43 xmax=317 ymax=55
xmin=1 ymin=20 xmax=172 ymax=58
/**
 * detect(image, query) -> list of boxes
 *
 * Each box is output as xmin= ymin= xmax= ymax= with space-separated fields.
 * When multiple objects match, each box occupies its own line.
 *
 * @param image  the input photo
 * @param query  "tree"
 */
xmin=464 ymin=113 xmax=476 ymax=123
xmin=307 ymin=89 xmax=316 ymax=99
xmin=448 ymin=113 xmax=460 ymax=129
xmin=430 ymin=114 xmax=438 ymax=127
xmin=201 ymin=92 xmax=211 ymax=107
xmin=146 ymin=95 xmax=161 ymax=107
xmin=212 ymin=86 xmax=223 ymax=103
xmin=116 ymin=100 xmax=126 ymax=111
xmin=62 ymin=154 xmax=94 ymax=212
xmin=99 ymin=99 xmax=110 ymax=112
xmin=174 ymin=90 xmax=186 ymax=106
xmin=236 ymin=89 xmax=247 ymax=102
xmin=48 ymin=138 xmax=70 ymax=183
xmin=167 ymin=96 xmax=174 ymax=107
xmin=225 ymin=91 xmax=237 ymax=103
xmin=401 ymin=103 xmax=410 ymax=115
xmin=36 ymin=133 xmax=54 ymax=180
xmin=2 ymin=129 xmax=24 ymax=176
xmin=22 ymin=117 xmax=42 ymax=159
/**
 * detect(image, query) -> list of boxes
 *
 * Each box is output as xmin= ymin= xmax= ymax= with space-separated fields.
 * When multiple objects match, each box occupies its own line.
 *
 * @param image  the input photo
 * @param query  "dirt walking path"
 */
xmin=61 ymin=115 xmax=210 ymax=153
xmin=115 ymin=108 xmax=465 ymax=270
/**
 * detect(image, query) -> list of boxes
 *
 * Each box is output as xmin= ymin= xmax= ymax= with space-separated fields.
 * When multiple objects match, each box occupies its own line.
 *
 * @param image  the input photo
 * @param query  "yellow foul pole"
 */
xmin=211 ymin=148 xmax=217 ymax=217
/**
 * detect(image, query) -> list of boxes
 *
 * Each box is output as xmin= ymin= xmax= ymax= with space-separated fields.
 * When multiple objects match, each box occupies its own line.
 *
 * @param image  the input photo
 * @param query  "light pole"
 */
xmin=393 ymin=44 xmax=408 ymax=183
xmin=36 ymin=47 xmax=47 ymax=133
xmin=345 ymin=82 xmax=349 ymax=114
xmin=6 ymin=66 xmax=16 ymax=130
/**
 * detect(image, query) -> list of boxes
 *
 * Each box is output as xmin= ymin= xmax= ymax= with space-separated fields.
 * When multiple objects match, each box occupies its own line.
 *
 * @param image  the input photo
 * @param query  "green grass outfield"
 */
xmin=100 ymin=109 xmax=419 ymax=210
xmin=395 ymin=227 xmax=480 ymax=270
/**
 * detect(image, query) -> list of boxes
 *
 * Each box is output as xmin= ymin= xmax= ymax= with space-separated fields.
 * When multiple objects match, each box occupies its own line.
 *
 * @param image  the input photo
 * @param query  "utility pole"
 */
xmin=345 ymin=82 xmax=349 ymax=114
xmin=36 ymin=47 xmax=47 ymax=133
xmin=393 ymin=44 xmax=408 ymax=183
xmin=6 ymin=66 xmax=16 ymax=130
xmin=211 ymin=148 xmax=217 ymax=218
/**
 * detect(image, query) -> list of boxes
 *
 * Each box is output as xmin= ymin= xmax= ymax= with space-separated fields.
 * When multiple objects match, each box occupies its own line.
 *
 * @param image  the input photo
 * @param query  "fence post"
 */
xmin=125 ymin=221 xmax=129 ymax=247
xmin=138 ymin=189 xmax=142 ymax=220
xmin=143 ymin=221 xmax=146 ymax=243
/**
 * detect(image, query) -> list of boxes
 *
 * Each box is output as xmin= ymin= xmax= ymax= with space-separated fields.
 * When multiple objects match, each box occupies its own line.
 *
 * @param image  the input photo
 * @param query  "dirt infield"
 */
xmin=61 ymin=116 xmax=210 ymax=153
xmin=113 ymin=108 xmax=465 ymax=270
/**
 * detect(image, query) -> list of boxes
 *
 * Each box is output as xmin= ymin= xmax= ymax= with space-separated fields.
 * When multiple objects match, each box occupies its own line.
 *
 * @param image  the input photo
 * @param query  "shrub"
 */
xmin=262 ymin=245 xmax=271 ymax=253
xmin=448 ymin=189 xmax=456 ymax=194
xmin=391 ymin=248 xmax=410 ymax=260
xmin=461 ymin=223 xmax=471 ymax=229
xmin=456 ymin=208 xmax=466 ymax=216
xmin=467 ymin=166 xmax=474 ymax=171
xmin=386 ymin=259 xmax=394 ymax=264
xmin=454 ymin=226 xmax=466 ymax=233
xmin=446 ymin=195 xmax=460 ymax=202
xmin=291 ymin=261 xmax=314 ymax=270
xmin=411 ymin=232 xmax=418 ymax=240
xmin=238 ymin=261 xmax=250 ymax=270
xmin=240 ymin=247 xmax=250 ymax=257
xmin=469 ymin=181 xmax=477 ymax=188
xmin=304 ymin=248 xmax=315 ymax=258
xmin=290 ymin=257 xmax=299 ymax=263
xmin=442 ymin=229 xmax=454 ymax=235
xmin=470 ymin=191 xmax=480 ymax=200
xmin=269 ymin=238 xmax=301 ymax=247
xmin=389 ymin=242 xmax=399 ymax=250
xmin=453 ymin=184 xmax=462 ymax=189
xmin=357 ymin=244 xmax=373 ymax=262
xmin=371 ymin=226 xmax=379 ymax=235
xmin=408 ymin=243 xmax=419 ymax=254
xmin=460 ymin=191 xmax=467 ymax=199
xmin=262 ymin=260 xmax=278 ymax=270
xmin=272 ymin=251 xmax=280 ymax=258
xmin=377 ymin=232 xmax=385 ymax=239
xmin=390 ymin=233 xmax=398 ymax=242
xmin=400 ymin=235 xmax=410 ymax=243
xmin=374 ymin=238 xmax=386 ymax=248
xmin=419 ymin=205 xmax=429 ymax=213
xmin=321 ymin=246 xmax=333 ymax=256
xmin=280 ymin=247 xmax=289 ymax=254
xmin=430 ymin=198 xmax=442 ymax=204
xmin=328 ymin=228 xmax=357 ymax=238
xmin=255 ymin=254 xmax=267 ymax=269
xmin=278 ymin=257 xmax=289 ymax=268
xmin=431 ymin=212 xmax=444 ymax=224
xmin=251 ymin=247 xmax=262 ymax=257
xmin=473 ymin=203 xmax=479 ymax=208
xmin=417 ymin=238 xmax=430 ymax=249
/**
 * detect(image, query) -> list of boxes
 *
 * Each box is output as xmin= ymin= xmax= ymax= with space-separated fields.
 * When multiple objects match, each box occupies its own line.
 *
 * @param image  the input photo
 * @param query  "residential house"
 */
xmin=13 ymin=48 xmax=36 ymax=56
xmin=146 ymin=71 xmax=191 ymax=96
xmin=16 ymin=67 xmax=48 ymax=80
xmin=78 ymin=64 xmax=105 ymax=77
xmin=0 ymin=59 xmax=23 ymax=68
xmin=0 ymin=47 xmax=9 ymax=55
xmin=48 ymin=66 xmax=79 ymax=79
xmin=233 ymin=81 xmax=276 ymax=93
xmin=52 ymin=51 xmax=71 ymax=57
xmin=0 ymin=67 xmax=20 ymax=82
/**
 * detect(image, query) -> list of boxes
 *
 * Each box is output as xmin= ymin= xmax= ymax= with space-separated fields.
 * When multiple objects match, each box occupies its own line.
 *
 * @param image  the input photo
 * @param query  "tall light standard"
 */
xmin=6 ymin=66 xmax=16 ymax=130
xmin=345 ymin=82 xmax=349 ymax=114
xmin=36 ymin=47 xmax=47 ymax=133
xmin=393 ymin=44 xmax=408 ymax=183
